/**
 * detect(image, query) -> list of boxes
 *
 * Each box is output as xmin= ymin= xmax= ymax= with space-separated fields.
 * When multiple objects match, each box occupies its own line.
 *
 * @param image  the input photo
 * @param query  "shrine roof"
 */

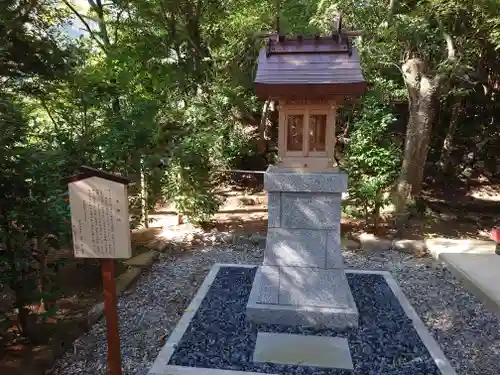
xmin=255 ymin=36 xmax=366 ymax=99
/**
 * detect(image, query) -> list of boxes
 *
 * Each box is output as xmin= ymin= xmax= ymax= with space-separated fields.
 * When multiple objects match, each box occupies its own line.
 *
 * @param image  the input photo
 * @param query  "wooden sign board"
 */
xmin=68 ymin=175 xmax=132 ymax=259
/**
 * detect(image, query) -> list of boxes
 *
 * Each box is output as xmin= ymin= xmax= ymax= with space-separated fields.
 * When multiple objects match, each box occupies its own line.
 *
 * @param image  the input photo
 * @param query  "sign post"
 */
xmin=102 ymin=259 xmax=122 ymax=375
xmin=63 ymin=166 xmax=132 ymax=375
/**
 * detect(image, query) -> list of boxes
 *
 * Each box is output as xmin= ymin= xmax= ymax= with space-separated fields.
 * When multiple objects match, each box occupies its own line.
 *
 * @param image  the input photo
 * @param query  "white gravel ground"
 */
xmin=51 ymin=244 xmax=500 ymax=375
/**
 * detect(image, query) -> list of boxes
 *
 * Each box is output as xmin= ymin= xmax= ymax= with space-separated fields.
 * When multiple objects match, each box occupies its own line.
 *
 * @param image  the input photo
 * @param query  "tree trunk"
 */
xmin=259 ymin=100 xmax=270 ymax=153
xmin=35 ymin=237 xmax=47 ymax=314
xmin=438 ymin=100 xmax=461 ymax=173
xmin=394 ymin=58 xmax=439 ymax=216
xmin=140 ymin=157 xmax=148 ymax=228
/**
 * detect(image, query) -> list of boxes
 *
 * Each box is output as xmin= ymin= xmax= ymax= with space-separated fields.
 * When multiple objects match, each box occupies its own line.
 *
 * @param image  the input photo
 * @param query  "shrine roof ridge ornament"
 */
xmin=62 ymin=165 xmax=130 ymax=185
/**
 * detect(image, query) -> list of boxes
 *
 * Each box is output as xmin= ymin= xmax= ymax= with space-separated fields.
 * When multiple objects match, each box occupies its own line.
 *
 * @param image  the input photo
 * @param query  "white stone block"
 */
xmin=246 ymin=266 xmax=359 ymax=329
xmin=264 ymin=166 xmax=348 ymax=193
xmin=264 ymin=228 xmax=328 ymax=267
xmin=280 ymin=193 xmax=341 ymax=229
xmin=267 ymin=192 xmax=281 ymax=228
xmin=278 ymin=268 xmax=355 ymax=308
xmin=253 ymin=332 xmax=354 ymax=369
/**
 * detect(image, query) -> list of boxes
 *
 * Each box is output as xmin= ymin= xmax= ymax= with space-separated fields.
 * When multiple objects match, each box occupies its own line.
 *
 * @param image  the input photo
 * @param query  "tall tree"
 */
xmin=313 ymin=0 xmax=500 ymax=216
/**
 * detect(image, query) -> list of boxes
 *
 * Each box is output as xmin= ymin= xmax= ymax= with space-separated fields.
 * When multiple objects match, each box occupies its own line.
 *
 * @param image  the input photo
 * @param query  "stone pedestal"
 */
xmin=246 ymin=166 xmax=359 ymax=329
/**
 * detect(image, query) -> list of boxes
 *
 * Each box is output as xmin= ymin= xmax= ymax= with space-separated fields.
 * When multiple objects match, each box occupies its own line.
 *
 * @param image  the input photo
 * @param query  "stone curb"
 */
xmin=87 ymin=251 xmax=158 ymax=327
xmin=347 ymin=235 xmax=429 ymax=257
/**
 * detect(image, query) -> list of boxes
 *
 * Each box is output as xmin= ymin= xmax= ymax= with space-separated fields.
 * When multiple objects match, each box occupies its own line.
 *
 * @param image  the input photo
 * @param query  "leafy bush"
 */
xmin=344 ymin=95 xmax=401 ymax=227
xmin=162 ymin=85 xmax=252 ymax=224
xmin=0 ymin=94 xmax=71 ymax=337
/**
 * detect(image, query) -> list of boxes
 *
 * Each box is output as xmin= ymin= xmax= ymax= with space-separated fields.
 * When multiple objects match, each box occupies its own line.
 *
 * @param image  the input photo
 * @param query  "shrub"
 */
xmin=344 ymin=95 xmax=401 ymax=228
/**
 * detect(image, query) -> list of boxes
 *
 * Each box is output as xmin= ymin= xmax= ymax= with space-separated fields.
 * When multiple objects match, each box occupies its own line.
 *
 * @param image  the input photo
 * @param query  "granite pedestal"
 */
xmin=246 ymin=166 xmax=359 ymax=329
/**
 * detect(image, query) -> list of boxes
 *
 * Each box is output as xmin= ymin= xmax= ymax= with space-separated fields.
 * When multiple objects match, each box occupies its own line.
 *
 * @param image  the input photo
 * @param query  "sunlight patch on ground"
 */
xmin=467 ymin=185 xmax=500 ymax=202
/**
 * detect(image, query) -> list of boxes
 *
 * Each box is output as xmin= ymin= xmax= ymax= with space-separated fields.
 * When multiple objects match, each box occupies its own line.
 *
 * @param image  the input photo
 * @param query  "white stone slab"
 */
xmin=253 ymin=332 xmax=353 ymax=369
xmin=264 ymin=228 xmax=327 ymax=267
xmin=278 ymin=268 xmax=353 ymax=308
xmin=264 ymin=166 xmax=348 ymax=193
xmin=439 ymin=253 xmax=500 ymax=318
xmin=267 ymin=192 xmax=281 ymax=228
xmin=280 ymin=193 xmax=341 ymax=229
xmin=426 ymin=237 xmax=496 ymax=259
xmin=154 ymin=366 xmax=279 ymax=375
xmin=255 ymin=266 xmax=279 ymax=304
xmin=247 ymin=267 xmax=359 ymax=329
xmin=246 ymin=299 xmax=359 ymax=329
xmin=326 ymin=231 xmax=343 ymax=268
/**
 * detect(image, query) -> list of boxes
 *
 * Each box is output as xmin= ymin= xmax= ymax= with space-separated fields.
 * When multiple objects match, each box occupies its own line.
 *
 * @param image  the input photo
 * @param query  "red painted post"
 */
xmin=491 ymin=227 xmax=500 ymax=255
xmin=101 ymin=259 xmax=123 ymax=375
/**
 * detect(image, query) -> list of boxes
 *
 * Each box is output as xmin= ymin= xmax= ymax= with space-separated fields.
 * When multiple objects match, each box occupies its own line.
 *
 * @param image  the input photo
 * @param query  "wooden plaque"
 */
xmin=68 ymin=176 xmax=132 ymax=259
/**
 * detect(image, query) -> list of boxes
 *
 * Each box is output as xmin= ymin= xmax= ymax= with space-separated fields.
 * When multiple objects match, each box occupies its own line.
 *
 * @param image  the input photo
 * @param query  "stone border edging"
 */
xmin=148 ymin=264 xmax=457 ymax=375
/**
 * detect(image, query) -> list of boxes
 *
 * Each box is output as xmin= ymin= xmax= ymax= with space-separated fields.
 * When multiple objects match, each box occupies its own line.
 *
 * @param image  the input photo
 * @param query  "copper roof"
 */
xmin=255 ymin=36 xmax=366 ymax=100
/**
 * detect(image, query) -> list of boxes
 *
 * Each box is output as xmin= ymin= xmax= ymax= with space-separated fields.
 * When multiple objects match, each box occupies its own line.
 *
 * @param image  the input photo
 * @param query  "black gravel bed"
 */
xmin=168 ymin=266 xmax=443 ymax=375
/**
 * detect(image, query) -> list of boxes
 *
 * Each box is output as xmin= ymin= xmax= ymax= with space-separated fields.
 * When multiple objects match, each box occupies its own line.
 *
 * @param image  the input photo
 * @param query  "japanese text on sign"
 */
xmin=68 ymin=176 xmax=131 ymax=259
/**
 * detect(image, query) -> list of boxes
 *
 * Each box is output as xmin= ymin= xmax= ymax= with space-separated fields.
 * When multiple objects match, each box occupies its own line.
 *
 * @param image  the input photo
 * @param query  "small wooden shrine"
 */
xmin=255 ymin=28 xmax=366 ymax=170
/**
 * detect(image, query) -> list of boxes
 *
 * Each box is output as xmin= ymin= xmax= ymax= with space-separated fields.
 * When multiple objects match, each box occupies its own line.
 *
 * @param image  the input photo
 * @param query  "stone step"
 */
xmin=264 ymin=227 xmax=343 ymax=268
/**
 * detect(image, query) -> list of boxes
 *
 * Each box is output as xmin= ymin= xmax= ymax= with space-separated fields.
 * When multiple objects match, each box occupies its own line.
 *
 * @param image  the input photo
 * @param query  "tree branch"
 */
xmin=40 ymin=100 xmax=59 ymax=132
xmin=94 ymin=0 xmax=111 ymax=47
xmin=114 ymin=8 xmax=125 ymax=44
xmin=388 ymin=0 xmax=397 ymax=16
xmin=443 ymin=31 xmax=456 ymax=62
xmin=62 ymin=0 xmax=106 ymax=51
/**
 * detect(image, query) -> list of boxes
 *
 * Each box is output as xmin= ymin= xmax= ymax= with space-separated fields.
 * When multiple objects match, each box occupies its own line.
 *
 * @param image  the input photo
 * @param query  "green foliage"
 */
xmin=345 ymin=95 xmax=401 ymax=225
xmin=0 ymin=93 xmax=71 ymax=335
xmin=2 ymin=0 xmax=500 ymax=341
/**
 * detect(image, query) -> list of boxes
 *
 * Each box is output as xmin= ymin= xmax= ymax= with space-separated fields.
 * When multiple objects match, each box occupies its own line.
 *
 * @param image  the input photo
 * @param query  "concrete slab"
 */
xmin=440 ymin=253 xmax=500 ymax=318
xmin=253 ymin=332 xmax=353 ymax=369
xmin=426 ymin=238 xmax=495 ymax=259
xmin=156 ymin=366 xmax=279 ymax=375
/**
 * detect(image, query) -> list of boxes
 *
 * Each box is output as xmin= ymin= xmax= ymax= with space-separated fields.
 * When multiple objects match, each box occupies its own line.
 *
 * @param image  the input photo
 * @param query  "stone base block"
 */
xmin=246 ymin=266 xmax=359 ymax=329
xmin=264 ymin=228 xmax=343 ymax=268
xmin=264 ymin=166 xmax=348 ymax=193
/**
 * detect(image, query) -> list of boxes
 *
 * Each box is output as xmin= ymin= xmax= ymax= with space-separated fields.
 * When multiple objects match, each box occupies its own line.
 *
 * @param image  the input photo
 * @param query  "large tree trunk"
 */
xmin=394 ymin=58 xmax=440 ymax=216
